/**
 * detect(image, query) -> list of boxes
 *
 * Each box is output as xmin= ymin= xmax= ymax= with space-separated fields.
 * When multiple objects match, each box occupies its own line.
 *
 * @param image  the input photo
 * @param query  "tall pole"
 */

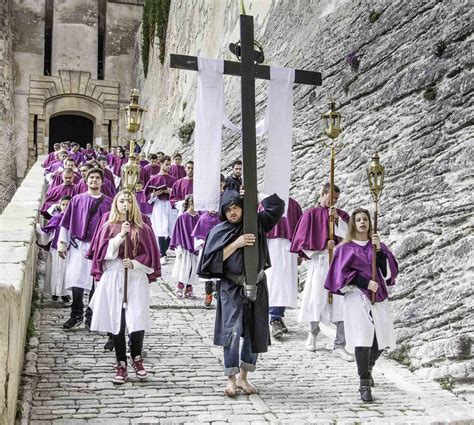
xmin=123 ymin=205 xmax=130 ymax=309
xmin=328 ymin=145 xmax=335 ymax=305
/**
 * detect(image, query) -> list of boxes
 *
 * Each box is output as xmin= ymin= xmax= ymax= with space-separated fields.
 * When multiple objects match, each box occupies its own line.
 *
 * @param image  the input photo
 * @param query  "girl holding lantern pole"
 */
xmin=324 ymin=208 xmax=398 ymax=402
xmin=88 ymin=191 xmax=161 ymax=384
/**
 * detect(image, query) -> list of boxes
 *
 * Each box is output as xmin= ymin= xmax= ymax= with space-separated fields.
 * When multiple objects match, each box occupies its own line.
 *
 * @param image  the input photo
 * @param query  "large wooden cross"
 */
xmin=170 ymin=14 xmax=322 ymax=293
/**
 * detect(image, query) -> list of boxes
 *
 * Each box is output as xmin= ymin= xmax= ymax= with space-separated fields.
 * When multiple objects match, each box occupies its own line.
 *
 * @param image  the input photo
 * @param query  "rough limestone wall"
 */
xmin=0 ymin=0 xmax=17 ymax=211
xmin=136 ymin=0 xmax=473 ymax=391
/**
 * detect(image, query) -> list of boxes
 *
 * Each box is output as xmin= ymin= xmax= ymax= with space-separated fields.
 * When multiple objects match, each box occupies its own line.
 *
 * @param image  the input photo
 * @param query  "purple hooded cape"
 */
xmin=324 ymin=242 xmax=398 ymax=303
xmin=41 ymin=184 xmax=75 ymax=218
xmin=135 ymin=190 xmax=153 ymax=215
xmin=72 ymin=178 xmax=116 ymax=199
xmin=89 ymin=221 xmax=161 ymax=283
xmin=144 ymin=174 xmax=177 ymax=201
xmin=37 ymin=212 xmax=64 ymax=250
xmin=290 ymin=206 xmax=349 ymax=258
xmin=140 ymin=164 xmax=161 ymax=185
xmin=170 ymin=211 xmax=200 ymax=254
xmin=60 ymin=192 xmax=112 ymax=243
xmin=266 ymin=197 xmax=303 ymax=240
xmin=191 ymin=211 xmax=221 ymax=241
xmin=170 ymin=178 xmax=193 ymax=206
xmin=169 ymin=164 xmax=186 ymax=180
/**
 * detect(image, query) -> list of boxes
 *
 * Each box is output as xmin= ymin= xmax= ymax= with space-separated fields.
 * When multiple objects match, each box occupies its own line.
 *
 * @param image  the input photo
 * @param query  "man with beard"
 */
xmin=197 ymin=190 xmax=284 ymax=397
xmin=224 ymin=159 xmax=243 ymax=192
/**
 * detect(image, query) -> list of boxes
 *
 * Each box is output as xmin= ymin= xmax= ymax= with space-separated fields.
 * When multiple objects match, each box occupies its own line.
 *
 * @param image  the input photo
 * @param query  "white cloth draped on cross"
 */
xmin=193 ymin=57 xmax=295 ymax=212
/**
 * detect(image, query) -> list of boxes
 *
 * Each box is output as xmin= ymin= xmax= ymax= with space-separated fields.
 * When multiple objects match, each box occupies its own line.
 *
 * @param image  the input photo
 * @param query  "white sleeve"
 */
xmin=58 ymin=227 xmax=70 ymax=247
xmin=303 ymin=249 xmax=327 ymax=259
xmin=335 ymin=219 xmax=348 ymax=239
xmin=194 ymin=238 xmax=205 ymax=250
xmin=47 ymin=204 xmax=58 ymax=216
xmin=36 ymin=223 xmax=52 ymax=245
xmin=104 ymin=233 xmax=124 ymax=260
xmin=384 ymin=258 xmax=392 ymax=280
xmin=131 ymin=260 xmax=154 ymax=274
xmin=148 ymin=195 xmax=157 ymax=205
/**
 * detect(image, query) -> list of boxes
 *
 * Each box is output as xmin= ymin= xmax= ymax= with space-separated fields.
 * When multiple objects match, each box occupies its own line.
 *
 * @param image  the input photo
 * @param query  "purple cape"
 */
xmin=170 ymin=211 xmax=200 ymax=254
xmin=106 ymin=152 xmax=115 ymax=167
xmin=42 ymin=152 xmax=58 ymax=168
xmin=44 ymin=161 xmax=63 ymax=175
xmin=135 ymin=190 xmax=153 ymax=215
xmin=69 ymin=151 xmax=84 ymax=165
xmin=169 ymin=164 xmax=186 ymax=179
xmin=38 ymin=212 xmax=64 ymax=250
xmin=72 ymin=178 xmax=116 ymax=199
xmin=324 ymin=241 xmax=398 ymax=303
xmin=139 ymin=159 xmax=149 ymax=168
xmin=89 ymin=221 xmax=161 ymax=282
xmin=103 ymin=167 xmax=115 ymax=184
xmin=290 ymin=206 xmax=349 ymax=258
xmin=41 ymin=184 xmax=75 ymax=217
xmin=191 ymin=211 xmax=221 ymax=241
xmin=112 ymin=157 xmax=128 ymax=177
xmin=139 ymin=164 xmax=161 ymax=185
xmin=60 ymin=192 xmax=112 ymax=243
xmin=46 ymin=173 xmax=81 ymax=194
xmin=266 ymin=197 xmax=303 ymax=240
xmin=144 ymin=174 xmax=177 ymax=201
xmin=170 ymin=178 xmax=193 ymax=206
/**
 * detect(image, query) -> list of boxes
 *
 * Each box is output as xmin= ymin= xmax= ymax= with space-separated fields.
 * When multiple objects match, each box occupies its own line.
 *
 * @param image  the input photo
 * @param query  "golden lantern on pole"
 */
xmin=367 ymin=152 xmax=385 ymax=305
xmin=321 ymin=99 xmax=343 ymax=304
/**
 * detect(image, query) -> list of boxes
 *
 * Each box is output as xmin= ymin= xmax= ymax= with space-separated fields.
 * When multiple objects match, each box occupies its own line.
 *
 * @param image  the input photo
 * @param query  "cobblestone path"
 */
xmin=18 ymin=258 xmax=473 ymax=424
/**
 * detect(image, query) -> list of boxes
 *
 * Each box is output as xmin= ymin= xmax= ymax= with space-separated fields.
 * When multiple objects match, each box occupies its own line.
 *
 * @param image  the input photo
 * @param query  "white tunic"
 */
xmin=265 ymin=238 xmax=298 ymax=308
xmin=172 ymin=246 xmax=199 ymax=285
xmin=149 ymin=197 xmax=178 ymax=238
xmin=89 ymin=234 xmax=152 ymax=335
xmin=341 ymin=240 xmax=396 ymax=349
xmin=297 ymin=219 xmax=348 ymax=324
xmin=63 ymin=240 xmax=93 ymax=291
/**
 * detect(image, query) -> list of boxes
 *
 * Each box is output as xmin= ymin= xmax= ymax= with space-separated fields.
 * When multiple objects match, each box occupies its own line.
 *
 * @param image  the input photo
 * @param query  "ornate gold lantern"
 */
xmin=321 ymin=100 xmax=342 ymax=140
xmin=124 ymin=89 xmax=146 ymax=134
xmin=367 ymin=152 xmax=385 ymax=204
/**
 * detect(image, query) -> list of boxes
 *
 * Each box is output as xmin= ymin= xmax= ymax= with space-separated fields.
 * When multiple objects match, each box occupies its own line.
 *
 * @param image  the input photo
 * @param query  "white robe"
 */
xmin=265 ymin=238 xmax=298 ymax=308
xmin=149 ymin=197 xmax=178 ymax=238
xmin=172 ymin=246 xmax=199 ymax=285
xmin=298 ymin=219 xmax=348 ymax=324
xmin=89 ymin=234 xmax=152 ymax=334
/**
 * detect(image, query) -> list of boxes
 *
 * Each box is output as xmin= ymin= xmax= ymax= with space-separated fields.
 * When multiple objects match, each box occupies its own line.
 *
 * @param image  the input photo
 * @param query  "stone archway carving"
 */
xmin=28 ymin=70 xmax=120 ymax=167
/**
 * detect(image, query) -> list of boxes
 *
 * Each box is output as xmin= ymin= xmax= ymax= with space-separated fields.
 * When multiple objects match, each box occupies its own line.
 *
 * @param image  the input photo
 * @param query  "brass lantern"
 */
xmin=321 ymin=100 xmax=342 ymax=140
xmin=121 ymin=153 xmax=140 ymax=193
xmin=124 ymin=89 xmax=146 ymax=134
xmin=367 ymin=152 xmax=385 ymax=203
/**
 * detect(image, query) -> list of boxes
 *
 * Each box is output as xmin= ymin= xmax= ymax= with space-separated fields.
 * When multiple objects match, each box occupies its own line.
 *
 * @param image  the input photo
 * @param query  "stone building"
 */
xmin=3 ymin=0 xmax=143 ymax=198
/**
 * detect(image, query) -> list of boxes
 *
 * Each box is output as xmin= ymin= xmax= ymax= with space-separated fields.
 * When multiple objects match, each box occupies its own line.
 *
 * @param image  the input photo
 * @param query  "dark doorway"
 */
xmin=49 ymin=115 xmax=94 ymax=152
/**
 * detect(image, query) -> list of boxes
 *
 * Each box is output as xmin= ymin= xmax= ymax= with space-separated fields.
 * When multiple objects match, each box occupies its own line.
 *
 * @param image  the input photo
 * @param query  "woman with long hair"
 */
xmin=324 ymin=208 xmax=399 ymax=402
xmin=88 ymin=190 xmax=161 ymax=384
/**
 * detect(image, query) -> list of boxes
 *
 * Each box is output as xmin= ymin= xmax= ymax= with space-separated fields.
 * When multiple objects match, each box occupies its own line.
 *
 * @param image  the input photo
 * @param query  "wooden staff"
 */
xmin=123 ymin=204 xmax=130 ymax=309
xmin=371 ymin=203 xmax=378 ymax=305
xmin=328 ymin=145 xmax=335 ymax=305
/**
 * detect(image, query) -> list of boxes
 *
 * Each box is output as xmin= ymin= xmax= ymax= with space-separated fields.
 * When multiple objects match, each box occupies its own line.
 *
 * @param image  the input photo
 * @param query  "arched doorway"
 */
xmin=48 ymin=115 xmax=94 ymax=152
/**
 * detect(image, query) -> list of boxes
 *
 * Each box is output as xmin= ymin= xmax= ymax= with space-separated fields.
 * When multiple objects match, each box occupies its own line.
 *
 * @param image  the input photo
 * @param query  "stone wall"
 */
xmin=0 ymin=0 xmax=17 ymax=211
xmin=0 ymin=159 xmax=45 ymax=425
xmin=136 ymin=0 xmax=473 ymax=393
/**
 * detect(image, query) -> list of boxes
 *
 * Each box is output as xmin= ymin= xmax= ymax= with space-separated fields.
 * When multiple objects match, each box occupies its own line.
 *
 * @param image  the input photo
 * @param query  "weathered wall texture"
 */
xmin=0 ymin=159 xmax=44 ymax=425
xmin=137 ymin=0 xmax=473 ymax=393
xmin=12 ymin=0 xmax=45 ymax=178
xmin=0 ymin=0 xmax=17 ymax=211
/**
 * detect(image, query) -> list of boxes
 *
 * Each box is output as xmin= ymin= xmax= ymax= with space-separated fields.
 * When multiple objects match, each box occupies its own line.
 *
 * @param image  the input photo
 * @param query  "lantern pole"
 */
xmin=367 ymin=152 xmax=385 ymax=305
xmin=121 ymin=89 xmax=145 ymax=309
xmin=321 ymin=100 xmax=343 ymax=305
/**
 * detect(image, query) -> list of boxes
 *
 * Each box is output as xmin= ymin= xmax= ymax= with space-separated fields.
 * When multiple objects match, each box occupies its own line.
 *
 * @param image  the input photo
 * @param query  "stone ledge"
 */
xmin=0 ymin=158 xmax=45 ymax=425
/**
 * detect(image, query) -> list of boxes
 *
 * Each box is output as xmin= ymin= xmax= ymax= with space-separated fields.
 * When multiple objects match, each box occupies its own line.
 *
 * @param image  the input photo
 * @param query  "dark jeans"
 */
xmin=71 ymin=283 xmax=94 ymax=320
xmin=158 ymin=237 xmax=170 ymax=257
xmin=355 ymin=336 xmax=383 ymax=381
xmin=113 ymin=309 xmax=145 ymax=362
xmin=269 ymin=306 xmax=285 ymax=323
xmin=205 ymin=281 xmax=216 ymax=295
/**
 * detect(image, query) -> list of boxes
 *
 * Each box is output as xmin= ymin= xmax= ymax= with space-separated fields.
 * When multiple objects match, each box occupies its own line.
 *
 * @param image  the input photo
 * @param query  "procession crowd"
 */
xmin=37 ymin=140 xmax=398 ymax=403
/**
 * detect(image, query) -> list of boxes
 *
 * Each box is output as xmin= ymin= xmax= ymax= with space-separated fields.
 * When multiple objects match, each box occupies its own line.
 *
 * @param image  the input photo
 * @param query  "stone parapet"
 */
xmin=0 ymin=158 xmax=45 ymax=425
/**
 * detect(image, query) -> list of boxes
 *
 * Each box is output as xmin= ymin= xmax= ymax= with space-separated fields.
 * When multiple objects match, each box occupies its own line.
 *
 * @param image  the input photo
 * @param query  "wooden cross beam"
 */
xmin=170 ymin=14 xmax=322 ymax=293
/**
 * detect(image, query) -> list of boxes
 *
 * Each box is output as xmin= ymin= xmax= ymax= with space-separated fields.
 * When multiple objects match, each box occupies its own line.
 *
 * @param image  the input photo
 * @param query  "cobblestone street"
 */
xmin=18 ymin=258 xmax=473 ymax=424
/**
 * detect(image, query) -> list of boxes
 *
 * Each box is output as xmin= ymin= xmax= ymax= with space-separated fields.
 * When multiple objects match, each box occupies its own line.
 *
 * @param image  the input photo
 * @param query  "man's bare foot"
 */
xmin=224 ymin=376 xmax=238 ymax=397
xmin=236 ymin=377 xmax=258 ymax=394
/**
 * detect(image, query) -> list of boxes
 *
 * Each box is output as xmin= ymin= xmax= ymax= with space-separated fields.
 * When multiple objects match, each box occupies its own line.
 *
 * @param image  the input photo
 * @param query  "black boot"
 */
xmin=368 ymin=368 xmax=375 ymax=387
xmin=359 ymin=379 xmax=373 ymax=402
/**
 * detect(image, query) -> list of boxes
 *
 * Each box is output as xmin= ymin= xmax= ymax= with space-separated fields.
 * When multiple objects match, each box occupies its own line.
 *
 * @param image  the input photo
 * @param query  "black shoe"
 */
xmin=52 ymin=295 xmax=59 ymax=302
xmin=280 ymin=319 xmax=288 ymax=334
xmin=368 ymin=371 xmax=375 ymax=387
xmin=104 ymin=336 xmax=114 ymax=352
xmin=63 ymin=316 xmax=83 ymax=330
xmin=61 ymin=296 xmax=72 ymax=307
xmin=359 ymin=380 xmax=373 ymax=402
xmin=84 ymin=317 xmax=91 ymax=331
xmin=270 ymin=320 xmax=283 ymax=338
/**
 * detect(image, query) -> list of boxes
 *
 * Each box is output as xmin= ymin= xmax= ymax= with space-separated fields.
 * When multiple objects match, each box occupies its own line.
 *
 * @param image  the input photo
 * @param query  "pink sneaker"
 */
xmin=175 ymin=283 xmax=184 ymax=298
xmin=130 ymin=355 xmax=148 ymax=379
xmin=113 ymin=361 xmax=128 ymax=384
xmin=185 ymin=286 xmax=196 ymax=299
